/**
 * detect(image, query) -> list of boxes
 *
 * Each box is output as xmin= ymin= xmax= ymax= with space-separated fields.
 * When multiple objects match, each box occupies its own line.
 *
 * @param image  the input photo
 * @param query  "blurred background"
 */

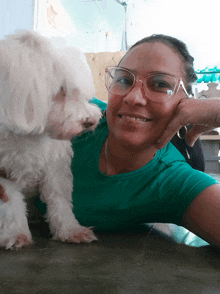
xmin=1 ymin=0 xmax=220 ymax=71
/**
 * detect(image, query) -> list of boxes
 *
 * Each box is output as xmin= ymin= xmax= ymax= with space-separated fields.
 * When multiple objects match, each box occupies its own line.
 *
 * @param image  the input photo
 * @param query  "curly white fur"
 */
xmin=0 ymin=30 xmax=102 ymax=249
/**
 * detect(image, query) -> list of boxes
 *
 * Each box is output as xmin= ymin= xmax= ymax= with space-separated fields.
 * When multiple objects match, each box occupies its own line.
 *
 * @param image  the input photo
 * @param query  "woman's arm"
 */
xmin=155 ymin=98 xmax=220 ymax=149
xmin=181 ymin=184 xmax=220 ymax=248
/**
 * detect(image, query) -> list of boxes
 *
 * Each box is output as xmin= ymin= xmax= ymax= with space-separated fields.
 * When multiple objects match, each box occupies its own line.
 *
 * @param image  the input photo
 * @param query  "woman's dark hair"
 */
xmin=121 ymin=34 xmax=197 ymax=95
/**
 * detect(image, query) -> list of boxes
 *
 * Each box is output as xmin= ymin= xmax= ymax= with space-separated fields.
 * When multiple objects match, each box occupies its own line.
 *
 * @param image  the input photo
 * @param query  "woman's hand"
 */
xmin=155 ymin=98 xmax=220 ymax=149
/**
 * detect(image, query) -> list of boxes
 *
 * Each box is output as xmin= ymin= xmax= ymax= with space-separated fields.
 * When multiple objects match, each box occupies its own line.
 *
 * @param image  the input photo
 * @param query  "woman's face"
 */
xmin=106 ymin=42 xmax=187 ymax=148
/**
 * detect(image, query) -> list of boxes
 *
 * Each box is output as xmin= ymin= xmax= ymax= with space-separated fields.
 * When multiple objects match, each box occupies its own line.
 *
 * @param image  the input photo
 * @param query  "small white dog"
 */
xmin=0 ymin=30 xmax=102 ymax=249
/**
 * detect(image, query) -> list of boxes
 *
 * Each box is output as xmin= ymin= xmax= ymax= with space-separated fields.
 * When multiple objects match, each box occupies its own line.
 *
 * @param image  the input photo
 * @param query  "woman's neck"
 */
xmin=101 ymin=135 xmax=157 ymax=176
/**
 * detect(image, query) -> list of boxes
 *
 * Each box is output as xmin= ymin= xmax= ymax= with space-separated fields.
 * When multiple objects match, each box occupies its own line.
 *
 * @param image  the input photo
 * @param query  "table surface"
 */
xmin=1 ymin=221 xmax=220 ymax=294
xmin=200 ymin=135 xmax=220 ymax=140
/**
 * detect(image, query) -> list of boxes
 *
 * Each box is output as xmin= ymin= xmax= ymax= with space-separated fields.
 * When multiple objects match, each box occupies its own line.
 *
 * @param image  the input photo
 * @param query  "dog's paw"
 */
xmin=0 ymin=234 xmax=33 ymax=250
xmin=53 ymin=226 xmax=98 ymax=244
xmin=14 ymin=234 xmax=34 ymax=250
xmin=66 ymin=227 xmax=98 ymax=244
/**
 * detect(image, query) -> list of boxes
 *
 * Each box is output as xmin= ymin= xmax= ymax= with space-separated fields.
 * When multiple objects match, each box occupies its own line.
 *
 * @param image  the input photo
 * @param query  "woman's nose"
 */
xmin=123 ymin=79 xmax=148 ymax=106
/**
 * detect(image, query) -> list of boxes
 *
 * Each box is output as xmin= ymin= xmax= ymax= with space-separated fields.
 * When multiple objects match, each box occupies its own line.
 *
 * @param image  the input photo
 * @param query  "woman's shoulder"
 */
xmin=159 ymin=142 xmax=186 ymax=166
xmin=159 ymin=143 xmax=218 ymax=196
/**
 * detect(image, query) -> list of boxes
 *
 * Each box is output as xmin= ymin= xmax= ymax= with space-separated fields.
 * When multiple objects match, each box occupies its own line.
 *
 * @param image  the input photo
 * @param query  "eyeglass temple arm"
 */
xmin=105 ymin=67 xmax=114 ymax=79
xmin=180 ymin=80 xmax=190 ymax=98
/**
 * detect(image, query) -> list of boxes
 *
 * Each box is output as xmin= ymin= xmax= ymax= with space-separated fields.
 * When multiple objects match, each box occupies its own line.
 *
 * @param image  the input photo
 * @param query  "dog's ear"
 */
xmin=0 ymin=75 xmax=50 ymax=135
xmin=56 ymin=47 xmax=96 ymax=102
xmin=0 ymin=31 xmax=61 ymax=135
xmin=6 ymin=30 xmax=53 ymax=54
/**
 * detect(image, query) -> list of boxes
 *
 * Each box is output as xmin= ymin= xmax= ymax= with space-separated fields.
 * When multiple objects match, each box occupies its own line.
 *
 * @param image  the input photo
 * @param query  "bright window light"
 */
xmin=34 ymin=0 xmax=220 ymax=70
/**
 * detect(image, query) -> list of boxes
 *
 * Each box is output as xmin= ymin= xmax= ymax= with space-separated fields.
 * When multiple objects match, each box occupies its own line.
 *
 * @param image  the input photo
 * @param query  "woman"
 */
xmin=65 ymin=34 xmax=220 ymax=246
xmin=5 ymin=35 xmax=220 ymax=247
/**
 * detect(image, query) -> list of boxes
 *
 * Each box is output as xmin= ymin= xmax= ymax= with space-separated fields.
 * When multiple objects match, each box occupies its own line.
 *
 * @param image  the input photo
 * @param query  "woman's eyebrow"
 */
xmin=126 ymin=68 xmax=175 ymax=77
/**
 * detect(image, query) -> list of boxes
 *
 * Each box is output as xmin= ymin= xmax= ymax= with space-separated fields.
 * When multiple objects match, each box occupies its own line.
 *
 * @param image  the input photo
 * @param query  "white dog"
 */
xmin=0 ymin=30 xmax=102 ymax=249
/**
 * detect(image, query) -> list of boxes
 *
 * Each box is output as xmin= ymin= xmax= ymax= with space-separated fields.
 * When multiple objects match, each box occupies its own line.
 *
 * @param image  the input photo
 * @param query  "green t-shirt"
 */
xmin=37 ymin=98 xmax=218 ymax=233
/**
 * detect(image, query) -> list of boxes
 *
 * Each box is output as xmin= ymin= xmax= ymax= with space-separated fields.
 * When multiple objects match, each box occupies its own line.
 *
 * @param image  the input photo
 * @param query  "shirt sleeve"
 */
xmin=162 ymin=163 xmax=219 ymax=225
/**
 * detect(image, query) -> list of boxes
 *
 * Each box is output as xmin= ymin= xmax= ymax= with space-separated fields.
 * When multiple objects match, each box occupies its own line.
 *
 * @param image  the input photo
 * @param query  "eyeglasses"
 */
xmin=105 ymin=66 xmax=189 ymax=102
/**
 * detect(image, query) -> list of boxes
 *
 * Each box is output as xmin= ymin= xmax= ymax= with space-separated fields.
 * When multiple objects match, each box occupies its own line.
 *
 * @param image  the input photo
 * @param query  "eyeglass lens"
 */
xmin=107 ymin=68 xmax=178 ymax=101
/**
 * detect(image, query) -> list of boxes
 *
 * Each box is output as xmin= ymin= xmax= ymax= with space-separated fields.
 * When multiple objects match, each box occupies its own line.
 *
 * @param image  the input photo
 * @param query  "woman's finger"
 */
xmin=155 ymin=98 xmax=220 ymax=149
xmin=186 ymin=125 xmax=216 ymax=147
xmin=155 ymin=122 xmax=182 ymax=149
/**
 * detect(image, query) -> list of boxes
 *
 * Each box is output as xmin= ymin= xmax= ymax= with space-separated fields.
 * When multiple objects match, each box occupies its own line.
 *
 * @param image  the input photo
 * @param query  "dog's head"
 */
xmin=0 ymin=30 xmax=101 ymax=139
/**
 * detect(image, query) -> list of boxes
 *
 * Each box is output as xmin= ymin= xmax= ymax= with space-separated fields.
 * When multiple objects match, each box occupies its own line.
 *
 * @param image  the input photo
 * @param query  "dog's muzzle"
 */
xmin=82 ymin=118 xmax=96 ymax=129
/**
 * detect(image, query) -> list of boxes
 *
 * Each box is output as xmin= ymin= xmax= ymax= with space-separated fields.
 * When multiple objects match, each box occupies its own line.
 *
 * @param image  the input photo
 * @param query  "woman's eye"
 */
xmin=155 ymin=81 xmax=170 ymax=89
xmin=116 ymin=77 xmax=133 ymax=86
xmin=148 ymin=77 xmax=174 ymax=93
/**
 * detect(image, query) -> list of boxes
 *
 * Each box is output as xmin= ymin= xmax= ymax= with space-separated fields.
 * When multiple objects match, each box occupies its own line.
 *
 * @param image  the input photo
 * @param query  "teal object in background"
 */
xmin=168 ymin=224 xmax=209 ymax=247
xmin=150 ymin=223 xmax=209 ymax=247
xmin=196 ymin=66 xmax=220 ymax=83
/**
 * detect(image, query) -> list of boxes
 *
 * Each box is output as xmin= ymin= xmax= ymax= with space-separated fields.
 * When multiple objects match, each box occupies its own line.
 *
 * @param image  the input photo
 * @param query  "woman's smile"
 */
xmin=118 ymin=113 xmax=153 ymax=123
xmin=106 ymin=42 xmax=185 ymax=146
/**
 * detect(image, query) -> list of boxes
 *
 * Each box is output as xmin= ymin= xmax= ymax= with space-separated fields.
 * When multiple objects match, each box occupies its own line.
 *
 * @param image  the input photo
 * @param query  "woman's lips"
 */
xmin=118 ymin=114 xmax=152 ymax=122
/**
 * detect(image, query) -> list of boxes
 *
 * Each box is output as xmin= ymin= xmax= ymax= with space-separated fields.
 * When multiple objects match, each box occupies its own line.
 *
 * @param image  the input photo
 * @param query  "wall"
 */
xmin=85 ymin=51 xmax=125 ymax=102
xmin=0 ymin=0 xmax=34 ymax=38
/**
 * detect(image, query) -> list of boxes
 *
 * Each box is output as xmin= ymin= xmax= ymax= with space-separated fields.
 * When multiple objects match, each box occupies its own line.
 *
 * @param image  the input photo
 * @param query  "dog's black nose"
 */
xmin=83 ymin=119 xmax=95 ymax=129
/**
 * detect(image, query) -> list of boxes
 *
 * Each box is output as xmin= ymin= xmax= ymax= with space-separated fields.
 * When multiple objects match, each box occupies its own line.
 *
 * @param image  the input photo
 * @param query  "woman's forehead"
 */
xmin=120 ymin=42 xmax=185 ymax=78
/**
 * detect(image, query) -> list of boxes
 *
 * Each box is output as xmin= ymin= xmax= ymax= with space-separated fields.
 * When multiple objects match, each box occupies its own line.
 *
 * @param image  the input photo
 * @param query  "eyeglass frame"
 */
xmin=105 ymin=66 xmax=190 ymax=101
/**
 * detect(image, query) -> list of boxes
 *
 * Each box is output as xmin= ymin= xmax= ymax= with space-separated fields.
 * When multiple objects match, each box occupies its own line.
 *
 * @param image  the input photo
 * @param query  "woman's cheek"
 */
xmin=159 ymin=98 xmax=180 ymax=117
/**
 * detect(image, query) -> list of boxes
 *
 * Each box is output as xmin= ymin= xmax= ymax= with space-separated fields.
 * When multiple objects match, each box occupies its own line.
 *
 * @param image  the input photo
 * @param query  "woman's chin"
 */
xmin=114 ymin=131 xmax=158 ymax=149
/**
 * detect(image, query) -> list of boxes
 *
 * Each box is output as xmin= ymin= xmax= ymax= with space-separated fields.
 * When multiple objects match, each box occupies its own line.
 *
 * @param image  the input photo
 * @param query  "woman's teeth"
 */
xmin=119 ymin=115 xmax=151 ymax=122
